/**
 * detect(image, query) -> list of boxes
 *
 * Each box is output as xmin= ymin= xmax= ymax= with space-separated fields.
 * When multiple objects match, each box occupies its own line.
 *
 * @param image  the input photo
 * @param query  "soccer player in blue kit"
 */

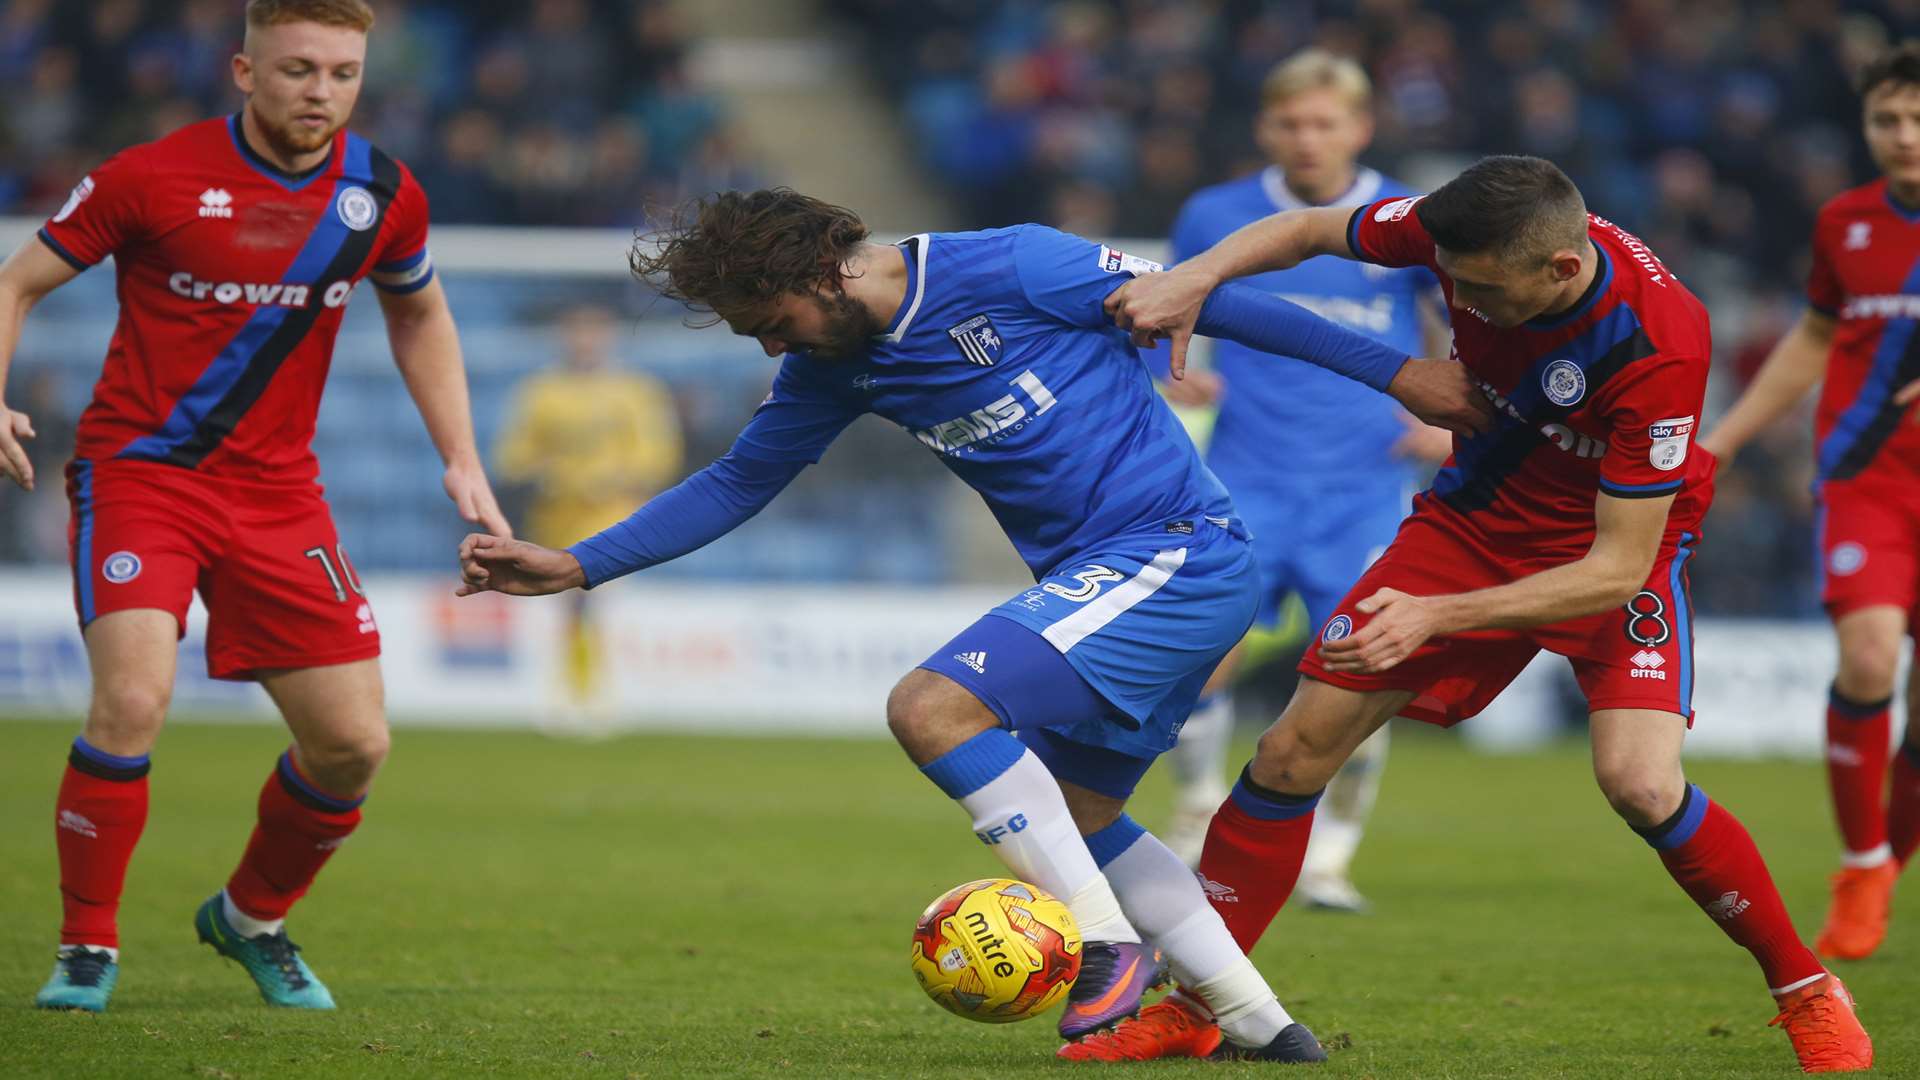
xmin=455 ymin=189 xmax=1487 ymax=1059
xmin=1154 ymin=52 xmax=1451 ymax=909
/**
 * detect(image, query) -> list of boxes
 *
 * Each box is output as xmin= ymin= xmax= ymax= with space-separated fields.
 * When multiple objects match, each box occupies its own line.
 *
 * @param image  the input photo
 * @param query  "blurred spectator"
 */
xmin=493 ymin=304 xmax=686 ymax=723
xmin=0 ymin=0 xmax=750 ymax=228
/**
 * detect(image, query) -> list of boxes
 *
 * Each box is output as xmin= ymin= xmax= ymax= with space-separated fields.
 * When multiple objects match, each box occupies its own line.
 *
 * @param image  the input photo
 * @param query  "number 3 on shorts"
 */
xmin=303 ymin=544 xmax=366 ymax=604
xmin=1044 ymin=565 xmax=1123 ymax=602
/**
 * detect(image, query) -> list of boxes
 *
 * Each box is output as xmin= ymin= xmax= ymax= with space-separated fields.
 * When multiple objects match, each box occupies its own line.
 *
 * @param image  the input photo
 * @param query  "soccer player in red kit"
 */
xmin=1703 ymin=44 xmax=1920 ymax=964
xmin=0 ymin=0 xmax=509 ymax=1012
xmin=1095 ymin=156 xmax=1871 ymax=1073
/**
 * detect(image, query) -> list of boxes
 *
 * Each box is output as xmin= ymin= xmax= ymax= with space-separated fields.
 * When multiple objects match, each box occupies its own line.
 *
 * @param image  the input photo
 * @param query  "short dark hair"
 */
xmin=1858 ymin=41 xmax=1920 ymax=98
xmin=1415 ymin=155 xmax=1588 ymax=266
xmin=630 ymin=189 xmax=870 ymax=327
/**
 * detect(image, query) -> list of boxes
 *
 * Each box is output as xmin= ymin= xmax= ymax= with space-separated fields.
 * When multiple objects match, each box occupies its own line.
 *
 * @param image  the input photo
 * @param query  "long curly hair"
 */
xmin=630 ymin=189 xmax=870 ymax=327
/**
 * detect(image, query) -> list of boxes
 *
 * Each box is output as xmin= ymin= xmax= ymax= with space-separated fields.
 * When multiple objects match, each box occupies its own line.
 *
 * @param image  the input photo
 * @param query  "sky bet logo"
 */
xmin=976 ymin=814 xmax=1028 ymax=846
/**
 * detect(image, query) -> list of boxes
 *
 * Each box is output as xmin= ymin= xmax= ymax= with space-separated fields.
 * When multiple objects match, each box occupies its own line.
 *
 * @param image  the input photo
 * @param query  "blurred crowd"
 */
xmin=832 ymin=0 xmax=1909 ymax=615
xmin=0 ymin=0 xmax=752 ymax=227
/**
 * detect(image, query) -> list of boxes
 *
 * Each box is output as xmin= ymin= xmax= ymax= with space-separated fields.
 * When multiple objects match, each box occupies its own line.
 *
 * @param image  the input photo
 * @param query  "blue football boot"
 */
xmin=34 ymin=946 xmax=118 ymax=1012
xmin=194 ymin=894 xmax=336 ymax=1009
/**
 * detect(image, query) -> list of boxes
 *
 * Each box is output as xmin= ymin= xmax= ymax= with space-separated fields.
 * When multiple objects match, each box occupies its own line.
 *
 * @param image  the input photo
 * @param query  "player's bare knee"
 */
xmin=298 ymin=724 xmax=390 ymax=791
xmin=1835 ymin=637 xmax=1901 ymax=702
xmin=85 ymin=677 xmax=170 ymax=750
xmin=887 ymin=670 xmax=980 ymax=764
xmin=1594 ymin=763 xmax=1683 ymax=828
xmin=1249 ymin=722 xmax=1336 ymax=794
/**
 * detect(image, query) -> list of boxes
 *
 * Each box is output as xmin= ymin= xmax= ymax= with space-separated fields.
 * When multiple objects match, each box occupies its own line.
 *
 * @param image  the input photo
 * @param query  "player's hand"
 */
xmin=1158 ymin=369 xmax=1223 ymax=408
xmin=1391 ymin=412 xmax=1454 ymax=463
xmin=0 ymin=402 xmax=36 ymax=491
xmin=1318 ymin=588 xmax=1445 ymax=674
xmin=443 ymin=459 xmax=513 ymax=539
xmin=1386 ymin=358 xmax=1494 ymax=438
xmin=457 ymin=534 xmax=585 ymax=596
xmin=1897 ymin=376 xmax=1920 ymax=411
xmin=1104 ymin=265 xmax=1218 ymax=379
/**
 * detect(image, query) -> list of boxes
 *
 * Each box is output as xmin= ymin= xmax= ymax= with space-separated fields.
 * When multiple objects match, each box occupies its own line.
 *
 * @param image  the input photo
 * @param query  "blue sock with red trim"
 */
xmin=1635 ymin=784 xmax=1824 ymax=993
xmin=224 ymin=752 xmax=363 ymax=922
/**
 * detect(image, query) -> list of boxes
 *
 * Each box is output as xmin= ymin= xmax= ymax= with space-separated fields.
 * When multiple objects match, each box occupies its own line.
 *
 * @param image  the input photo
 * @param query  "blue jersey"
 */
xmin=734 ymin=225 xmax=1237 ymax=577
xmin=1170 ymin=167 xmax=1438 ymax=487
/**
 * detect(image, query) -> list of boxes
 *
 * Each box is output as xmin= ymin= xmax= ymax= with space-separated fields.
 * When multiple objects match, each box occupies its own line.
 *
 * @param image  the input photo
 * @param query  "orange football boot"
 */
xmin=1769 ymin=975 xmax=1873 ymax=1073
xmin=1057 ymin=996 xmax=1223 ymax=1062
xmin=1815 ymin=861 xmax=1898 ymax=960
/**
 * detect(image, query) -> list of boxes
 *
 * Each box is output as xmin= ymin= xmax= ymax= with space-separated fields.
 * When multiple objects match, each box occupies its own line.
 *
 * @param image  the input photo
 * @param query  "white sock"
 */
xmin=1094 ymin=818 xmax=1292 ymax=1047
xmin=1305 ymin=724 xmax=1388 ymax=879
xmin=1168 ymin=693 xmax=1233 ymax=809
xmin=930 ymin=736 xmax=1140 ymax=944
xmin=222 ymin=889 xmax=284 ymax=938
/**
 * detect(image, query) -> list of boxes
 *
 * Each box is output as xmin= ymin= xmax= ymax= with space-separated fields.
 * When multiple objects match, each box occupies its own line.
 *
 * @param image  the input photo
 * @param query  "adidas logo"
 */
xmin=1629 ymin=649 xmax=1667 ymax=680
xmin=954 ymin=651 xmax=987 ymax=674
xmin=1828 ymin=744 xmax=1864 ymax=767
xmin=1704 ymin=890 xmax=1751 ymax=921
xmin=198 ymin=188 xmax=234 ymax=219
xmin=58 ymin=810 xmax=99 ymax=838
xmin=1198 ymin=874 xmax=1238 ymax=903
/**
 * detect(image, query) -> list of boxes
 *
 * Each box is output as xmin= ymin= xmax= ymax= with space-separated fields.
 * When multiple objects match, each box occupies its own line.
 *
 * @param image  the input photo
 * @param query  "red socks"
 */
xmin=224 ymin=752 xmax=364 ymax=921
xmin=1636 ymin=784 xmax=1824 ymax=992
xmin=1825 ymin=688 xmax=1892 ymax=861
xmin=55 ymin=739 xmax=151 ymax=949
xmin=1195 ymin=767 xmax=1321 ymax=953
xmin=1891 ymin=742 xmax=1920 ymax=868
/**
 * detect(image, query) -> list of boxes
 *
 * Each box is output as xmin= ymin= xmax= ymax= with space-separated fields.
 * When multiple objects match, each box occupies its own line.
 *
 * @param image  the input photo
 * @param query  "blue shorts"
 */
xmin=1230 ymin=474 xmax=1411 ymax=629
xmin=918 ymin=518 xmax=1258 ymax=794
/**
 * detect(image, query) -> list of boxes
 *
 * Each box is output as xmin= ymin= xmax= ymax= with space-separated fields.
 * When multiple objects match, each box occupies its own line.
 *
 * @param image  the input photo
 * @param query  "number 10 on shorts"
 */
xmin=303 ymin=544 xmax=366 ymax=603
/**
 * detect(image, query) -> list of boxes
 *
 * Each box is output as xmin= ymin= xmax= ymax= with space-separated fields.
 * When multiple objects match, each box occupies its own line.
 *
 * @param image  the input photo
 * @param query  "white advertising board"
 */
xmin=0 ymin=571 xmax=1893 ymax=758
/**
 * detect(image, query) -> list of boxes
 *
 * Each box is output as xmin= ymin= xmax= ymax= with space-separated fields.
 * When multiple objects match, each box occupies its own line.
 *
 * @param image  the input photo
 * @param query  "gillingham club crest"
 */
xmin=1541 ymin=358 xmax=1586 ymax=406
xmin=947 ymin=313 xmax=1003 ymax=366
xmin=337 ymin=186 xmax=378 ymax=231
xmin=1322 ymin=614 xmax=1354 ymax=643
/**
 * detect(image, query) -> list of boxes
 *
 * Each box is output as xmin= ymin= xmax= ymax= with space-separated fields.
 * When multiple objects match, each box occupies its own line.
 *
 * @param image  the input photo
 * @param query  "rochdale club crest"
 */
xmin=947 ymin=313 xmax=1003 ymax=366
xmin=1321 ymin=614 xmax=1354 ymax=643
xmin=1541 ymin=358 xmax=1586 ymax=406
xmin=102 ymin=550 xmax=142 ymax=584
xmin=336 ymin=186 xmax=378 ymax=231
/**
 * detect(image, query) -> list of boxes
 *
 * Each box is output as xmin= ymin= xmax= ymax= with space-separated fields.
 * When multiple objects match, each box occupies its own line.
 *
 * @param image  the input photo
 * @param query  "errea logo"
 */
xmin=1629 ymin=649 xmax=1667 ymax=680
xmin=198 ymin=188 xmax=234 ymax=219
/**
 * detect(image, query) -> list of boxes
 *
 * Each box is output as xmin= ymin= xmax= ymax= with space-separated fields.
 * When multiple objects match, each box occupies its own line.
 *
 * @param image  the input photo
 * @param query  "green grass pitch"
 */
xmin=0 ymin=717 xmax=1913 ymax=1078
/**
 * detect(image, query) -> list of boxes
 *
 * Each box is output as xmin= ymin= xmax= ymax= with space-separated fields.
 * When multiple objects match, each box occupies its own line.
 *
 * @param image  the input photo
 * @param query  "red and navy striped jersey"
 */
xmin=39 ymin=115 xmax=433 ymax=484
xmin=1806 ymin=179 xmax=1920 ymax=487
xmin=1348 ymin=196 xmax=1715 ymax=557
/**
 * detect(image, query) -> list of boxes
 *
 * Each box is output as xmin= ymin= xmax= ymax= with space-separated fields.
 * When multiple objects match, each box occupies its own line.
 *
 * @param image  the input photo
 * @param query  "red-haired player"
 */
xmin=1703 ymin=43 xmax=1920 ymax=964
xmin=0 ymin=0 xmax=509 ymax=1012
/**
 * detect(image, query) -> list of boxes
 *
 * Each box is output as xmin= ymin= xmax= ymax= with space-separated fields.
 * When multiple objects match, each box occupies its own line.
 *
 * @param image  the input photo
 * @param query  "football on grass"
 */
xmin=909 ymin=878 xmax=1082 ymax=1023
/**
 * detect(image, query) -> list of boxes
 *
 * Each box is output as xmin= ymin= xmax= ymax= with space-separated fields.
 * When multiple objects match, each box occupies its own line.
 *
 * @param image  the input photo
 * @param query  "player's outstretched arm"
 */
xmin=1184 ymin=282 xmax=1494 ymax=437
xmin=1106 ymin=206 xmax=1355 ymax=376
xmin=459 ymin=447 xmax=807 ymax=598
xmin=1698 ymin=309 xmax=1834 ymax=462
xmin=0 ymin=238 xmax=82 ymax=491
xmin=377 ymin=277 xmax=513 ymax=538
xmin=1321 ymin=491 xmax=1672 ymax=674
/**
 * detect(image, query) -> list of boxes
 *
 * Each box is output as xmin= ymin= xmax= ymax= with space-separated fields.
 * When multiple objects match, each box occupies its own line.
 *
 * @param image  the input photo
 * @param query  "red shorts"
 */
xmin=67 ymin=458 xmax=380 ymax=680
xmin=1300 ymin=508 xmax=1698 ymax=726
xmin=1817 ymin=477 xmax=1920 ymax=623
